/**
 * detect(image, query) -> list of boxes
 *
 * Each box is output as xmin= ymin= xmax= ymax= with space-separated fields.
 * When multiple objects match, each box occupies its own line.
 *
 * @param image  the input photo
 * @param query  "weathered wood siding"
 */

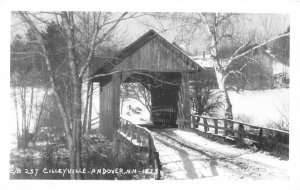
xmin=177 ymin=73 xmax=191 ymax=129
xmin=114 ymin=37 xmax=196 ymax=72
xmin=99 ymin=74 xmax=121 ymax=139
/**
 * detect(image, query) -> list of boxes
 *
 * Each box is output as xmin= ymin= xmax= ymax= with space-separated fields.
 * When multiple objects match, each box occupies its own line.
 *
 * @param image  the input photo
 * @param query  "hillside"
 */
xmin=228 ymin=88 xmax=289 ymax=130
xmin=122 ymin=88 xmax=289 ymax=130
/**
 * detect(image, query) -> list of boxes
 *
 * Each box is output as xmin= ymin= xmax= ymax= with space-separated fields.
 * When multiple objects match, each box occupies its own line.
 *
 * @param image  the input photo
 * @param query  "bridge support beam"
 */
xmin=176 ymin=72 xmax=191 ymax=129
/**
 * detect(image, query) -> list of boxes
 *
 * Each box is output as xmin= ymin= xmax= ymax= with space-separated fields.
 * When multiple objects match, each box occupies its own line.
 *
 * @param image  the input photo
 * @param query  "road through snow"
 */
xmin=151 ymin=128 xmax=288 ymax=180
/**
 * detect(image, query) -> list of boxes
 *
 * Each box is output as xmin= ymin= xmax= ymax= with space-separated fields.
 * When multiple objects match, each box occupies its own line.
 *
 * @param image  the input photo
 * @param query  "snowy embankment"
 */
xmin=122 ymin=88 xmax=289 ymax=130
xmin=228 ymin=88 xmax=289 ymax=129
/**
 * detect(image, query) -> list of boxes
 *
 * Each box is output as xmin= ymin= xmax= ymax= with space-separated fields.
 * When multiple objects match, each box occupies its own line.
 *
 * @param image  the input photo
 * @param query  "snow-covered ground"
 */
xmin=153 ymin=128 xmax=288 ymax=180
xmin=9 ymin=86 xmax=289 ymax=149
xmin=121 ymin=88 xmax=289 ymax=130
xmin=228 ymin=88 xmax=289 ymax=128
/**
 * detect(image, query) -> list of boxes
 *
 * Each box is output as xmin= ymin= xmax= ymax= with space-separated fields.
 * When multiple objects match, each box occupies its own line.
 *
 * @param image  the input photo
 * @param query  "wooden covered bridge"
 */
xmin=91 ymin=29 xmax=204 ymax=139
xmin=90 ymin=30 xmax=289 ymax=180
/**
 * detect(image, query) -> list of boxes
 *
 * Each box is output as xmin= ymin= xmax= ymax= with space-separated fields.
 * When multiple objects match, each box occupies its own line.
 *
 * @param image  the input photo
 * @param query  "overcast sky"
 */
xmin=11 ymin=12 xmax=289 ymax=54
xmin=120 ymin=13 xmax=289 ymax=53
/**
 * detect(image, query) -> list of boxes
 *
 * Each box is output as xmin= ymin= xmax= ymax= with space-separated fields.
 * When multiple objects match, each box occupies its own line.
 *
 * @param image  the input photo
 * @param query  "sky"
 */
xmin=107 ymin=13 xmax=289 ymax=53
xmin=10 ymin=12 xmax=289 ymax=55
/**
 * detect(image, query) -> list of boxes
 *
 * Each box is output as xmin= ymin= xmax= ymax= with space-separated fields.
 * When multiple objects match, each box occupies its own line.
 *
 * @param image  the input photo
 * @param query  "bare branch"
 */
xmin=30 ymin=13 xmax=53 ymax=25
xmin=233 ymin=40 xmax=251 ymax=57
xmin=228 ymin=32 xmax=290 ymax=65
xmin=79 ymin=12 xmax=128 ymax=78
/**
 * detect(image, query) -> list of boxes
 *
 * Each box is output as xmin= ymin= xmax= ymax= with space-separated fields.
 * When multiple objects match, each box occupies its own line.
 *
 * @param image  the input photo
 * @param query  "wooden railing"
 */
xmin=119 ymin=116 xmax=161 ymax=180
xmin=188 ymin=115 xmax=289 ymax=150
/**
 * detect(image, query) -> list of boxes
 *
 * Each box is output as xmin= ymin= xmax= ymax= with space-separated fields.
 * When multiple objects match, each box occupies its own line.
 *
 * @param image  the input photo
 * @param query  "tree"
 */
xmin=10 ymin=33 xmax=49 ymax=150
xmin=190 ymin=69 xmax=222 ymax=117
xmin=269 ymin=26 xmax=289 ymax=66
xmin=121 ymin=83 xmax=152 ymax=120
xmin=14 ymin=11 xmax=135 ymax=179
xmin=148 ymin=13 xmax=289 ymax=119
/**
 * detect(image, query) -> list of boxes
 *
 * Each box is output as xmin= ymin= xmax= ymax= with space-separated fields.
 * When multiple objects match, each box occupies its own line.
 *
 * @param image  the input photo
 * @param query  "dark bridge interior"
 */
xmin=123 ymin=72 xmax=182 ymax=128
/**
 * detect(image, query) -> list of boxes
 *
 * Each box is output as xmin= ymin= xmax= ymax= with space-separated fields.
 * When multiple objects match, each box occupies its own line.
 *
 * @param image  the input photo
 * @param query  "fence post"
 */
xmin=213 ymin=119 xmax=218 ymax=134
xmin=131 ymin=127 xmax=136 ymax=142
xmin=154 ymin=152 xmax=161 ymax=180
xmin=224 ymin=120 xmax=228 ymax=136
xmin=228 ymin=120 xmax=234 ymax=136
xmin=203 ymin=118 xmax=208 ymax=133
xmin=148 ymin=134 xmax=153 ymax=165
xmin=259 ymin=128 xmax=263 ymax=149
xmin=238 ymin=123 xmax=244 ymax=139
xmin=191 ymin=116 xmax=196 ymax=128
xmin=126 ymin=124 xmax=130 ymax=137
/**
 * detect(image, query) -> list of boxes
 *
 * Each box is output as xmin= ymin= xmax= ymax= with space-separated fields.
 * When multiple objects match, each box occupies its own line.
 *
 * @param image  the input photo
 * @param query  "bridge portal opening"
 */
xmin=121 ymin=72 xmax=181 ymax=128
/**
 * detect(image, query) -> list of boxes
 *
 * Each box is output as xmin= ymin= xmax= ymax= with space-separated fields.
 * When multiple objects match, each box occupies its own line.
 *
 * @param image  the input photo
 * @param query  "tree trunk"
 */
xmin=12 ymin=86 xmax=21 ymax=150
xmin=68 ymin=143 xmax=76 ymax=179
xmin=74 ymin=82 xmax=82 ymax=179
xmin=26 ymin=87 xmax=34 ymax=135
xmin=34 ymin=89 xmax=48 ymax=142
xmin=82 ymin=82 xmax=91 ymax=135
xmin=120 ymin=99 xmax=124 ymax=114
xmin=61 ymin=11 xmax=83 ymax=179
xmin=209 ymin=18 xmax=233 ymax=120
xmin=21 ymin=86 xmax=27 ymax=150
xmin=86 ymin=82 xmax=93 ymax=135
xmin=215 ymin=69 xmax=233 ymax=120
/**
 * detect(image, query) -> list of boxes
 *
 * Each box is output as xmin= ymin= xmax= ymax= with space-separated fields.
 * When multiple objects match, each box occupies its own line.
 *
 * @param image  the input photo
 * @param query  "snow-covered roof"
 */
xmin=273 ymin=61 xmax=289 ymax=75
xmin=264 ymin=49 xmax=289 ymax=75
xmin=192 ymin=52 xmax=289 ymax=77
xmin=191 ymin=55 xmax=213 ymax=68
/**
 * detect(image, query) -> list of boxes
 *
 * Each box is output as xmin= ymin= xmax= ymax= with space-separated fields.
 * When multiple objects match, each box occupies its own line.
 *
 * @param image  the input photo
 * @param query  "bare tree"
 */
xmin=10 ymin=34 xmax=43 ymax=149
xmin=14 ymin=11 xmax=136 ymax=179
xmin=11 ymin=84 xmax=21 ymax=149
xmin=148 ymin=13 xmax=289 ymax=119
xmin=34 ymin=88 xmax=49 ymax=143
xmin=121 ymin=83 xmax=152 ymax=120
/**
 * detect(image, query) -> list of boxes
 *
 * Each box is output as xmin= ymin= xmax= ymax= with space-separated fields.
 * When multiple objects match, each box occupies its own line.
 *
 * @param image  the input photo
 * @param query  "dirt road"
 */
xmin=151 ymin=128 xmax=288 ymax=180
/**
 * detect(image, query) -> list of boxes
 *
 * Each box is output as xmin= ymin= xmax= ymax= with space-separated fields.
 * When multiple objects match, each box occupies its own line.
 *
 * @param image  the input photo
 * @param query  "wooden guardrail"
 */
xmin=119 ymin=116 xmax=161 ymax=180
xmin=188 ymin=115 xmax=289 ymax=150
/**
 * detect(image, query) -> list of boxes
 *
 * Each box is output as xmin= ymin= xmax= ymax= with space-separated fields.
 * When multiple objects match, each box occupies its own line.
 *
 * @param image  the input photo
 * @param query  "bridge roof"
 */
xmin=92 ymin=29 xmax=204 ymax=79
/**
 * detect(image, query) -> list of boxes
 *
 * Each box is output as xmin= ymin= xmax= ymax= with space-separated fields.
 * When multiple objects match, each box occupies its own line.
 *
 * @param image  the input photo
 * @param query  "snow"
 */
xmin=173 ymin=129 xmax=288 ymax=170
xmin=121 ymin=99 xmax=150 ymax=122
xmin=191 ymin=56 xmax=213 ymax=68
xmin=273 ymin=61 xmax=289 ymax=75
xmin=228 ymin=89 xmax=289 ymax=128
xmin=154 ymin=128 xmax=288 ymax=180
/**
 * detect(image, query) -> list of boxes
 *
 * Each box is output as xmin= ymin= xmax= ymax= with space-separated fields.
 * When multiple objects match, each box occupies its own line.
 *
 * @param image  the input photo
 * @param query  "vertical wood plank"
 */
xmin=228 ymin=120 xmax=234 ymax=136
xmin=203 ymin=118 xmax=208 ymax=133
xmin=259 ymin=128 xmax=263 ymax=149
xmin=154 ymin=152 xmax=161 ymax=180
xmin=148 ymin=134 xmax=153 ymax=165
xmin=213 ymin=119 xmax=218 ymax=134
xmin=224 ymin=120 xmax=228 ymax=136
xmin=182 ymin=73 xmax=191 ymax=128
xmin=238 ymin=124 xmax=245 ymax=139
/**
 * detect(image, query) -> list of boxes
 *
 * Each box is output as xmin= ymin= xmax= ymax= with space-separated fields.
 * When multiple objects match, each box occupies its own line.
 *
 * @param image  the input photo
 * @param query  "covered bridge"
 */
xmin=91 ymin=29 xmax=204 ymax=139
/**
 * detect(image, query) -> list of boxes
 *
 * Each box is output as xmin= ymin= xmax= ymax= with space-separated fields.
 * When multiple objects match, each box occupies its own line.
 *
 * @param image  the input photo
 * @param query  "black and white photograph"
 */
xmin=1 ymin=0 xmax=300 ymax=188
